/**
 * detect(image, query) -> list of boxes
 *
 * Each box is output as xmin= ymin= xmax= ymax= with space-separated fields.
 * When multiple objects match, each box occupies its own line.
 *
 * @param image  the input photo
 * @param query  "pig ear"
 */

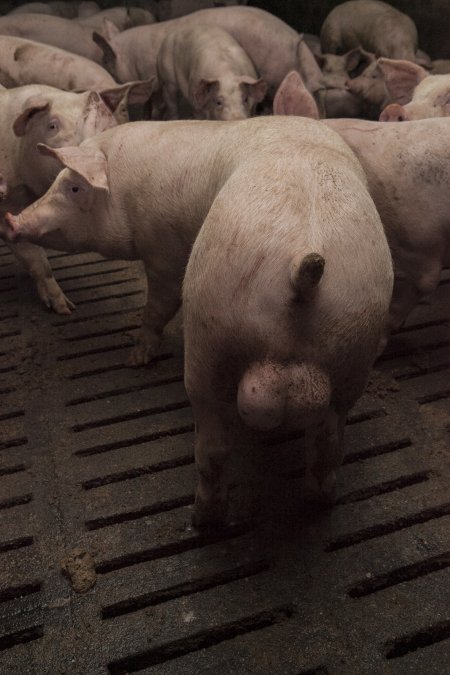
xmin=290 ymin=252 xmax=325 ymax=301
xmin=273 ymin=71 xmax=319 ymax=119
xmin=13 ymin=97 xmax=50 ymax=137
xmin=239 ymin=77 xmax=268 ymax=103
xmin=193 ymin=79 xmax=219 ymax=110
xmin=92 ymin=31 xmax=118 ymax=80
xmin=345 ymin=47 xmax=375 ymax=75
xmin=37 ymin=144 xmax=109 ymax=192
xmin=101 ymin=18 xmax=121 ymax=42
xmin=377 ymin=57 xmax=428 ymax=104
xmin=99 ymin=78 xmax=155 ymax=112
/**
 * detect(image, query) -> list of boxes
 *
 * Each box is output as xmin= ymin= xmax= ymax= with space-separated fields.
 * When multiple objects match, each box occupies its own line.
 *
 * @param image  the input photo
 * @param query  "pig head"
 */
xmin=378 ymin=59 xmax=450 ymax=120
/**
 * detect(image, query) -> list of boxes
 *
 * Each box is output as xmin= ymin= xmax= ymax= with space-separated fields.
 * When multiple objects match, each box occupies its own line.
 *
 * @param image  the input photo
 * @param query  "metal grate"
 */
xmin=1 ymin=243 xmax=449 ymax=674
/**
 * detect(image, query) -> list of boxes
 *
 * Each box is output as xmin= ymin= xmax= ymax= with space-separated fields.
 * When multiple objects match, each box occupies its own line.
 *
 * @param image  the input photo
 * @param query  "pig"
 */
xmin=0 ymin=13 xmax=104 ymax=63
xmin=0 ymin=37 xmax=155 ymax=124
xmin=156 ymin=25 xmax=267 ymax=121
xmin=321 ymin=0 xmax=421 ymax=63
xmin=182 ymin=117 xmax=392 ymax=526
xmin=274 ymin=71 xmax=450 ymax=346
xmin=3 ymin=116 xmax=393 ymax=430
xmin=10 ymin=2 xmax=100 ymax=18
xmin=377 ymin=59 xmax=450 ymax=120
xmin=0 ymin=84 xmax=118 ymax=314
xmin=93 ymin=6 xmax=324 ymax=106
xmin=75 ymin=7 xmax=156 ymax=32
xmin=345 ymin=59 xmax=389 ymax=120
xmin=315 ymin=47 xmax=374 ymax=117
xmin=0 ymin=36 xmax=116 ymax=91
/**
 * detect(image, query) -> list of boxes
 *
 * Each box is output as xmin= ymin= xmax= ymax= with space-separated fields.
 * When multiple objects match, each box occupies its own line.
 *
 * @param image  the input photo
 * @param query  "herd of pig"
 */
xmin=0 ymin=0 xmax=449 ymax=528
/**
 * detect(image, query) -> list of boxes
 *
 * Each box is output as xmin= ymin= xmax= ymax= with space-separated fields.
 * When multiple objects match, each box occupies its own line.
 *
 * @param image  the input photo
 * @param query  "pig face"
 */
xmin=345 ymin=60 xmax=388 ymax=119
xmin=5 ymin=144 xmax=109 ymax=252
xmin=317 ymin=47 xmax=374 ymax=90
xmin=13 ymin=90 xmax=116 ymax=195
xmin=377 ymin=59 xmax=450 ymax=121
xmin=192 ymin=76 xmax=267 ymax=121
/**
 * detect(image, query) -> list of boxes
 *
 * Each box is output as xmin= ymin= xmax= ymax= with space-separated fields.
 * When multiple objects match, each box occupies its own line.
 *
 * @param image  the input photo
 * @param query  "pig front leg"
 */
xmin=127 ymin=266 xmax=182 ymax=367
xmin=160 ymin=82 xmax=180 ymax=121
xmin=7 ymin=240 xmax=75 ymax=314
xmin=303 ymin=408 xmax=345 ymax=504
xmin=191 ymin=408 xmax=230 ymax=529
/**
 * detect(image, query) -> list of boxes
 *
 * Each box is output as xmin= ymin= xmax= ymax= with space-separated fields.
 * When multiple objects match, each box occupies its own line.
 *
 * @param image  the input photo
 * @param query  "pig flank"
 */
xmin=0 ymin=37 xmax=117 ymax=92
xmin=0 ymin=13 xmax=104 ymax=63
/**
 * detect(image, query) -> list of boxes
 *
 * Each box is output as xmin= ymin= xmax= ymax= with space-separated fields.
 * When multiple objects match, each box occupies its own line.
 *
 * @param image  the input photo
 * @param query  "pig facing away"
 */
xmin=274 ymin=71 xmax=450 ymax=347
xmin=0 ymin=84 xmax=117 ymax=314
xmin=156 ymin=25 xmax=267 ymax=120
xmin=321 ymin=0 xmax=419 ymax=62
xmin=93 ymin=6 xmax=324 ymax=104
xmin=4 ymin=118 xmax=391 ymax=374
xmin=183 ymin=117 xmax=393 ymax=526
xmin=378 ymin=59 xmax=450 ymax=120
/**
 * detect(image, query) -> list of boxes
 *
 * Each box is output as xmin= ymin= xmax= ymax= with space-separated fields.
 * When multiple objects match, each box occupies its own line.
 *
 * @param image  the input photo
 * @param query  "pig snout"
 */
xmin=379 ymin=103 xmax=409 ymax=122
xmin=237 ymin=361 xmax=331 ymax=432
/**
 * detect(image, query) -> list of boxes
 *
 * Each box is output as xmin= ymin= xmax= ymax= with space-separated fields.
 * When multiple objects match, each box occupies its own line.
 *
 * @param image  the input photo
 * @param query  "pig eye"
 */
xmin=48 ymin=118 xmax=59 ymax=132
xmin=243 ymin=95 xmax=249 ymax=104
xmin=71 ymin=186 xmax=79 ymax=193
xmin=215 ymin=97 xmax=224 ymax=108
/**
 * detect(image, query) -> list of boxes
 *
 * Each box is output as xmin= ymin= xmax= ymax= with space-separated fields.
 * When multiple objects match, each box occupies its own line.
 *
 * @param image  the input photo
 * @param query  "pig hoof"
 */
xmin=192 ymin=500 xmax=227 ymax=530
xmin=126 ymin=345 xmax=155 ymax=368
xmin=302 ymin=472 xmax=337 ymax=506
xmin=53 ymin=295 xmax=76 ymax=315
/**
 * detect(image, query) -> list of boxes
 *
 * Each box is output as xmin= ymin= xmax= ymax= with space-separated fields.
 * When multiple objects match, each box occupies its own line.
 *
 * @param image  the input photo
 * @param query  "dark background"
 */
xmin=0 ymin=0 xmax=449 ymax=57
xmin=248 ymin=0 xmax=450 ymax=58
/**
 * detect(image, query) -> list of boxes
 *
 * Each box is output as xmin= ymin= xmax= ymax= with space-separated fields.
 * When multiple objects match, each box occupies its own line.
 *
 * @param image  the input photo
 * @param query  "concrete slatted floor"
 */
xmin=0 ymin=242 xmax=449 ymax=674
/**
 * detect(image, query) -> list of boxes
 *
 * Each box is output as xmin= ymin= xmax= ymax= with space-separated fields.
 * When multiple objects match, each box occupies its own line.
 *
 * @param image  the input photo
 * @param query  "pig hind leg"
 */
xmin=8 ymin=241 xmax=74 ymax=314
xmin=303 ymin=408 xmax=345 ymax=504
xmin=192 ymin=408 xmax=230 ymax=529
xmin=388 ymin=257 xmax=442 ymax=335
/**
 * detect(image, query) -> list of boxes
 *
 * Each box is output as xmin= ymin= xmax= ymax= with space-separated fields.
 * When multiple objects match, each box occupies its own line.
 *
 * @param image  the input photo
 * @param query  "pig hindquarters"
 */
xmin=182 ymin=119 xmax=393 ymax=526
